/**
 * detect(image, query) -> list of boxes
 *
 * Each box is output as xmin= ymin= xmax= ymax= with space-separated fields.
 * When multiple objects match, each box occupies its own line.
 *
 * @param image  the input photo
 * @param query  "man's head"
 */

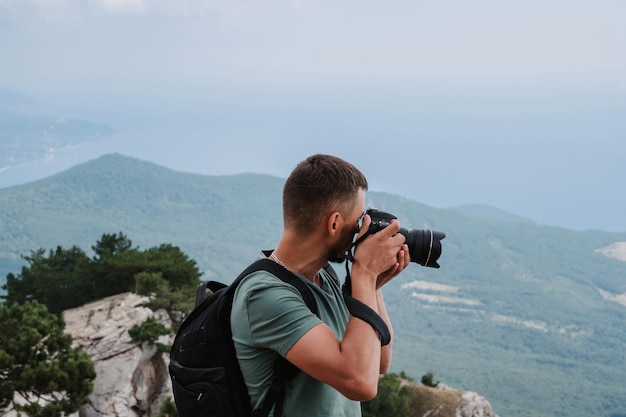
xmin=283 ymin=154 xmax=368 ymax=243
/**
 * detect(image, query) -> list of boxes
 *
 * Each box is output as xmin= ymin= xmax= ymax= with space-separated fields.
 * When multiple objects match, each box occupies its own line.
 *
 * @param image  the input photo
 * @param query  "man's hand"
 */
xmin=376 ymin=242 xmax=409 ymax=288
xmin=352 ymin=215 xmax=408 ymax=288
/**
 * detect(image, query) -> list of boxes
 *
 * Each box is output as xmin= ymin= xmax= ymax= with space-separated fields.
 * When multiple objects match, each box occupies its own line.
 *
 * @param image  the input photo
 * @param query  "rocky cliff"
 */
xmin=63 ymin=293 xmax=173 ymax=417
xmin=404 ymin=382 xmax=499 ymax=417
xmin=62 ymin=293 xmax=498 ymax=417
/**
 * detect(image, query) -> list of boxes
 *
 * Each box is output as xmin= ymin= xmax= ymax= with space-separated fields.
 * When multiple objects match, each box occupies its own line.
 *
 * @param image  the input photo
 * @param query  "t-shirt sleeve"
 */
xmin=242 ymin=276 xmax=322 ymax=357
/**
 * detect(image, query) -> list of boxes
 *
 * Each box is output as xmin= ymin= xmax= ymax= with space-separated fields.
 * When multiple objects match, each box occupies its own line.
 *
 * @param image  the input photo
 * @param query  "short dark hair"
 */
xmin=283 ymin=154 xmax=368 ymax=235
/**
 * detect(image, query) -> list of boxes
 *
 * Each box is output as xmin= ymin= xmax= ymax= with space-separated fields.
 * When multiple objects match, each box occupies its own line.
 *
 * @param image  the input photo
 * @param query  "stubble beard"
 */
xmin=327 ymin=226 xmax=357 ymax=264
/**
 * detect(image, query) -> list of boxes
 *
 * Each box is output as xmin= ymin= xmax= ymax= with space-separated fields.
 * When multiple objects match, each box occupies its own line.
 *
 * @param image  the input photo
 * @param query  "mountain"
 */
xmin=0 ymin=153 xmax=285 ymax=285
xmin=447 ymin=204 xmax=534 ymax=224
xmin=1 ymin=153 xmax=626 ymax=417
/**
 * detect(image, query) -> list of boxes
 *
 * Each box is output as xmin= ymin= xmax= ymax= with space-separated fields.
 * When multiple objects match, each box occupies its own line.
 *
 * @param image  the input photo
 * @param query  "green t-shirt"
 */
xmin=230 ymin=263 xmax=361 ymax=417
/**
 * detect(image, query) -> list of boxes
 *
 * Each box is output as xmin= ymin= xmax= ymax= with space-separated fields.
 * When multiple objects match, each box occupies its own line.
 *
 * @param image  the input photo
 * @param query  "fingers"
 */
xmin=376 ymin=244 xmax=410 ymax=288
xmin=354 ymin=219 xmax=407 ymax=277
xmin=381 ymin=220 xmax=405 ymax=249
xmin=381 ymin=218 xmax=402 ymax=238
xmin=399 ymin=243 xmax=410 ymax=269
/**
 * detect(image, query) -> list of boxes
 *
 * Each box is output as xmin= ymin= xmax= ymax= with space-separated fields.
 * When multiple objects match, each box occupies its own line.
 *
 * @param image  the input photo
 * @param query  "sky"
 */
xmin=1 ymin=0 xmax=626 ymax=232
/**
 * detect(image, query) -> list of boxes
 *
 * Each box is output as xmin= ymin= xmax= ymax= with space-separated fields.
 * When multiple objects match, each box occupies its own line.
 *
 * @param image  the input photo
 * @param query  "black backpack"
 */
xmin=168 ymin=257 xmax=319 ymax=417
xmin=168 ymin=256 xmax=391 ymax=417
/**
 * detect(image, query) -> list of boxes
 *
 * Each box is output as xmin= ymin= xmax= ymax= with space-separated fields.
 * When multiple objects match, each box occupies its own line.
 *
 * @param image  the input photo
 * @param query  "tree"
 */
xmin=134 ymin=271 xmax=196 ymax=330
xmin=361 ymin=373 xmax=412 ymax=417
xmin=140 ymin=243 xmax=202 ymax=290
xmin=421 ymin=371 xmax=439 ymax=388
xmin=129 ymin=316 xmax=171 ymax=352
xmin=0 ymin=301 xmax=96 ymax=417
xmin=89 ymin=241 xmax=201 ymax=302
xmin=87 ymin=232 xmax=141 ymax=297
xmin=2 ymin=246 xmax=91 ymax=315
xmin=91 ymin=231 xmax=134 ymax=259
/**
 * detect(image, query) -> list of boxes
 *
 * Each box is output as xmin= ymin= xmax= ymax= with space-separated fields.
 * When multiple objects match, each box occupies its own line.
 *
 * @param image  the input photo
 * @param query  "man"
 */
xmin=231 ymin=154 xmax=410 ymax=416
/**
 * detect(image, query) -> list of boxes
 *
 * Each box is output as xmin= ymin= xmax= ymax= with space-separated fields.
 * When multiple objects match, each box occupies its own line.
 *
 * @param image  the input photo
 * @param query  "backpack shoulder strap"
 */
xmin=194 ymin=281 xmax=227 ymax=307
xmin=256 ymin=258 xmax=319 ymax=316
xmin=237 ymin=255 xmax=319 ymax=417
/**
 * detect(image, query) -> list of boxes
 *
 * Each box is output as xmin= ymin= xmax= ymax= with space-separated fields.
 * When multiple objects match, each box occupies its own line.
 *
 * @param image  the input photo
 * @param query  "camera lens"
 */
xmin=399 ymin=228 xmax=445 ymax=268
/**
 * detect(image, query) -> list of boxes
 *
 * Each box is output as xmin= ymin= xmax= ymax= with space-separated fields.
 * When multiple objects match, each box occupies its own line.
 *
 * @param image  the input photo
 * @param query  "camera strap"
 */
xmin=338 ymin=235 xmax=392 ymax=347
xmin=339 ymin=228 xmax=377 ymax=298
xmin=342 ymin=229 xmax=377 ymax=262
xmin=342 ymin=293 xmax=391 ymax=345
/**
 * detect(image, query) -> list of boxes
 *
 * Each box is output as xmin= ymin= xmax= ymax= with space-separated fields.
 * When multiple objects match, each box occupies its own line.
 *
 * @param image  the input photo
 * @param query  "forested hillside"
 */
xmin=1 ymin=153 xmax=626 ymax=417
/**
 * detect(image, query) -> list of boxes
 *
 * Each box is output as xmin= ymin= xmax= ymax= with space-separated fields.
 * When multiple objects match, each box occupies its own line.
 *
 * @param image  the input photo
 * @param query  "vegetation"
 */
xmin=0 ymin=300 xmax=96 ymax=417
xmin=134 ymin=271 xmax=196 ymax=330
xmin=421 ymin=372 xmax=439 ymax=388
xmin=128 ymin=316 xmax=171 ymax=353
xmin=155 ymin=396 xmax=179 ymax=417
xmin=1 ymin=153 xmax=626 ymax=417
xmin=1 ymin=232 xmax=202 ymax=317
xmin=362 ymin=373 xmax=412 ymax=417
xmin=0 ymin=230 xmax=199 ymax=416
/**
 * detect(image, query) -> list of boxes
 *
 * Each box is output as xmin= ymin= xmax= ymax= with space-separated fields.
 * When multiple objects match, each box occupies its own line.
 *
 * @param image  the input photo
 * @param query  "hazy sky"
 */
xmin=1 ymin=0 xmax=625 ymax=232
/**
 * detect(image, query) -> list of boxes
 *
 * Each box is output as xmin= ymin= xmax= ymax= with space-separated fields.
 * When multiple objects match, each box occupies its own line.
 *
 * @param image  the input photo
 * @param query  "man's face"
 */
xmin=327 ymin=190 xmax=366 ymax=263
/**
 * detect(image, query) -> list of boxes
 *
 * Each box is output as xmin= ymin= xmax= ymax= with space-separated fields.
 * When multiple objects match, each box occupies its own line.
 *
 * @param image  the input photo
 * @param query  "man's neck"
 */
xmin=271 ymin=233 xmax=327 ymax=283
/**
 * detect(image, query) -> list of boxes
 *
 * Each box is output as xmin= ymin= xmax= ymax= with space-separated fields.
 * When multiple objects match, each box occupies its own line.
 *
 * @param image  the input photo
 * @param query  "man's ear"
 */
xmin=327 ymin=212 xmax=341 ymax=235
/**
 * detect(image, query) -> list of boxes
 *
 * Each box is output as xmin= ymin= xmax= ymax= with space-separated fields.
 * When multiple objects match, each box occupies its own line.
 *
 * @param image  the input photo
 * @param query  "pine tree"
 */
xmin=0 ymin=301 xmax=96 ymax=417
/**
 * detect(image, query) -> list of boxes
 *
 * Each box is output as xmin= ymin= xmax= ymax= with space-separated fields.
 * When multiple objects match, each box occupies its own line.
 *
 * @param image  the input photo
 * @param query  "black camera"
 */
xmin=366 ymin=208 xmax=445 ymax=268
